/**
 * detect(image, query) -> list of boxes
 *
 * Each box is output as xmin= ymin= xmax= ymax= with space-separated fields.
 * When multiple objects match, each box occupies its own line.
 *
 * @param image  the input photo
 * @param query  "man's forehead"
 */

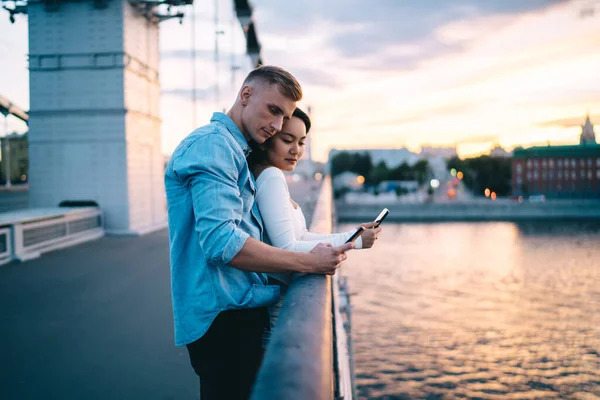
xmin=263 ymin=86 xmax=296 ymax=115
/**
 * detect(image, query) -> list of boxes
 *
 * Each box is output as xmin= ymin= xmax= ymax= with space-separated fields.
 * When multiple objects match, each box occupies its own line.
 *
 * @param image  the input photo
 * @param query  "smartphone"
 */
xmin=345 ymin=226 xmax=365 ymax=244
xmin=373 ymin=208 xmax=390 ymax=228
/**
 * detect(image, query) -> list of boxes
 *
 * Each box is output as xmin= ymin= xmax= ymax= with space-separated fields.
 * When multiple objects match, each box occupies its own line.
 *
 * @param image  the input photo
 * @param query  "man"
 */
xmin=165 ymin=65 xmax=354 ymax=400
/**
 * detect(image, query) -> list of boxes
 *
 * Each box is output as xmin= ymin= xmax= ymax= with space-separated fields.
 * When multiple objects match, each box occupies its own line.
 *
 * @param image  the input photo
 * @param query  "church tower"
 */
xmin=580 ymin=114 xmax=596 ymax=145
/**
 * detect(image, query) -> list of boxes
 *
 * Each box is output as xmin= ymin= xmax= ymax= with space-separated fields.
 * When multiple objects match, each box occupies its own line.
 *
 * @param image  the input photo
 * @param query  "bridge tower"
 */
xmin=2 ymin=0 xmax=263 ymax=234
xmin=3 ymin=0 xmax=192 ymax=234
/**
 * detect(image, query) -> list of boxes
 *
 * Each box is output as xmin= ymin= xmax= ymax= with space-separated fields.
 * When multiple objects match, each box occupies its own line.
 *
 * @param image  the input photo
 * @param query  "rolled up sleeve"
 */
xmin=173 ymin=134 xmax=250 ymax=265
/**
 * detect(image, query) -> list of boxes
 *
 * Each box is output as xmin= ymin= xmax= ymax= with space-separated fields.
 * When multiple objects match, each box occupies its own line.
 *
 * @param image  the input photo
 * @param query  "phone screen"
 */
xmin=374 ymin=208 xmax=390 ymax=228
xmin=345 ymin=226 xmax=365 ymax=244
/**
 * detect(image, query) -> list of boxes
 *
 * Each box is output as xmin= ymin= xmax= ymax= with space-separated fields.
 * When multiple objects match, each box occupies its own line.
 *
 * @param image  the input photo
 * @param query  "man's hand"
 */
xmin=306 ymin=242 xmax=355 ymax=275
xmin=358 ymin=222 xmax=382 ymax=249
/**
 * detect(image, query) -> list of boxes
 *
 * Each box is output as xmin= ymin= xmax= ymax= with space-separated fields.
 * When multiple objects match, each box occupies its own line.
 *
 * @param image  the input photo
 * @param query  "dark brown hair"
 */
xmin=243 ymin=65 xmax=302 ymax=101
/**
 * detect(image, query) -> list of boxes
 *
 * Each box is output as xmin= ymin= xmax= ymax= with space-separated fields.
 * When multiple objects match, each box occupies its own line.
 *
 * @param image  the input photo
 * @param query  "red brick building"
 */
xmin=512 ymin=116 xmax=600 ymax=199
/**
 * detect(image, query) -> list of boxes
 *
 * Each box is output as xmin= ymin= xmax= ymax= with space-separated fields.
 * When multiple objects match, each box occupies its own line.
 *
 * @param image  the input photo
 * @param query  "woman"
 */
xmin=248 ymin=107 xmax=381 ymax=342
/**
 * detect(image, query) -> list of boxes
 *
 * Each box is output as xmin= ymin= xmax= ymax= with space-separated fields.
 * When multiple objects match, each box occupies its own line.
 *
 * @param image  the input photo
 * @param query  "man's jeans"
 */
xmin=186 ymin=307 xmax=269 ymax=400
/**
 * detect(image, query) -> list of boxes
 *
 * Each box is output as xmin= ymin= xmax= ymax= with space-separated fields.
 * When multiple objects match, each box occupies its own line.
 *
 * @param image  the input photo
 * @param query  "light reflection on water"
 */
xmin=339 ymin=222 xmax=600 ymax=400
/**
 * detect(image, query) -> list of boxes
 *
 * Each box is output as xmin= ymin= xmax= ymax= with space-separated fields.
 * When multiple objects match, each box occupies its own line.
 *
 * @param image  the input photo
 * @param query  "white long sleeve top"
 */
xmin=254 ymin=167 xmax=362 ymax=255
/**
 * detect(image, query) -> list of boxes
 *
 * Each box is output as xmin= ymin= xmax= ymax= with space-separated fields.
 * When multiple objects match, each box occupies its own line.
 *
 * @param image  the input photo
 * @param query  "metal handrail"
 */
xmin=251 ymin=274 xmax=334 ymax=400
xmin=251 ymin=176 xmax=336 ymax=400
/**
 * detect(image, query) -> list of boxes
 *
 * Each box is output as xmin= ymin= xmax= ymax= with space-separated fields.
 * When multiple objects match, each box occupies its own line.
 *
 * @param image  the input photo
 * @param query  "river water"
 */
xmin=339 ymin=221 xmax=600 ymax=400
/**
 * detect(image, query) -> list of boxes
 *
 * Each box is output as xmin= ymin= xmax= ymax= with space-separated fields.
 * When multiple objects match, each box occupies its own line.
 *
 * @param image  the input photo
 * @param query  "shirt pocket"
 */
xmin=240 ymin=178 xmax=256 ymax=214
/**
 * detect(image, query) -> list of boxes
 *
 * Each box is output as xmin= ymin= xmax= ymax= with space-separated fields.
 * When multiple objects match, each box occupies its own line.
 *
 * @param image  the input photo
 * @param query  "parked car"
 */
xmin=528 ymin=194 xmax=546 ymax=203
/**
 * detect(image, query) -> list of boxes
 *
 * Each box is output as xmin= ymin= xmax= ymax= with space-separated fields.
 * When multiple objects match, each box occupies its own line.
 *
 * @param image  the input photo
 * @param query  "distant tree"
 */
xmin=333 ymin=187 xmax=350 ymax=199
xmin=369 ymin=161 xmax=390 ymax=185
xmin=389 ymin=162 xmax=411 ymax=181
xmin=454 ymin=155 xmax=512 ymax=197
xmin=395 ymin=186 xmax=409 ymax=196
xmin=351 ymin=152 xmax=372 ymax=179
xmin=447 ymin=156 xmax=466 ymax=173
xmin=330 ymin=152 xmax=354 ymax=176
xmin=330 ymin=151 xmax=373 ymax=179
xmin=411 ymin=160 xmax=431 ymax=184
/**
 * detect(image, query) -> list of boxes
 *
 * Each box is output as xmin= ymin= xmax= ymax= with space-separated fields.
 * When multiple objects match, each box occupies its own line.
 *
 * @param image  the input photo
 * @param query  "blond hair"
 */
xmin=243 ymin=65 xmax=302 ymax=101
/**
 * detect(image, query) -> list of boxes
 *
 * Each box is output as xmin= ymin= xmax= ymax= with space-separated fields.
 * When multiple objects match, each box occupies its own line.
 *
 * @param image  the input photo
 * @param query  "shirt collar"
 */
xmin=210 ymin=112 xmax=252 ymax=157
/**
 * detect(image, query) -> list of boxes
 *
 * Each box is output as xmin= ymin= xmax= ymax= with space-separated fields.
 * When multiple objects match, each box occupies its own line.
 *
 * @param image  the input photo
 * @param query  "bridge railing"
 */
xmin=0 ymin=206 xmax=104 ymax=263
xmin=251 ymin=176 xmax=354 ymax=400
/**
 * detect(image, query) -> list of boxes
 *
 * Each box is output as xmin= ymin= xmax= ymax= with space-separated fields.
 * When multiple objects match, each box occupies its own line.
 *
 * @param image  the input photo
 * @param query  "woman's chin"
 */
xmin=280 ymin=164 xmax=295 ymax=172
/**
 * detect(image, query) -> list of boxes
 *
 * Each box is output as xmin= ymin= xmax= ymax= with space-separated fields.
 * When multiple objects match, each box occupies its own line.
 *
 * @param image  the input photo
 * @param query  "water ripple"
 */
xmin=341 ymin=222 xmax=600 ymax=400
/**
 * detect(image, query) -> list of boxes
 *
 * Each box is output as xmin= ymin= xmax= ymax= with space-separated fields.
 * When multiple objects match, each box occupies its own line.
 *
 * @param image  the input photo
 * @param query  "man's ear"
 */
xmin=240 ymin=85 xmax=252 ymax=106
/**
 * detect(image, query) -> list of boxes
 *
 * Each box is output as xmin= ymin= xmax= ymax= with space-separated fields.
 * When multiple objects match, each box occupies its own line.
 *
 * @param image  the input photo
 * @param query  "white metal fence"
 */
xmin=0 ymin=207 xmax=104 ymax=263
xmin=0 ymin=227 xmax=12 ymax=265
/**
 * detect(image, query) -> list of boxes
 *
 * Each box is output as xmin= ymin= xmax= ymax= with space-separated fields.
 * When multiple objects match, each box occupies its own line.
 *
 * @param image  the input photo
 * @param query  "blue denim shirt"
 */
xmin=165 ymin=112 xmax=280 ymax=346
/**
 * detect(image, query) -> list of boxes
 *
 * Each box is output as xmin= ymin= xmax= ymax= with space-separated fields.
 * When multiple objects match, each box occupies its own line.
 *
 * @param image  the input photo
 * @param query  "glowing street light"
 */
xmin=430 ymin=179 xmax=440 ymax=189
xmin=450 ymin=168 xmax=457 ymax=177
xmin=357 ymin=175 xmax=365 ymax=184
xmin=457 ymin=171 xmax=464 ymax=180
xmin=491 ymin=192 xmax=497 ymax=200
xmin=484 ymin=188 xmax=491 ymax=198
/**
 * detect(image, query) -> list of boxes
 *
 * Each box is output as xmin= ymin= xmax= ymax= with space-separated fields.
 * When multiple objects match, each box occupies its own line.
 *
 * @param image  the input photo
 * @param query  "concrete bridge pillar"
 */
xmin=27 ymin=0 xmax=173 ymax=234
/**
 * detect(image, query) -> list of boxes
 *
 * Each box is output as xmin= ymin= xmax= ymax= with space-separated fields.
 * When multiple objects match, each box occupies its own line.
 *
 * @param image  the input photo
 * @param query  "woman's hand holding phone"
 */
xmin=357 ymin=221 xmax=381 ymax=248
xmin=346 ymin=208 xmax=388 ymax=248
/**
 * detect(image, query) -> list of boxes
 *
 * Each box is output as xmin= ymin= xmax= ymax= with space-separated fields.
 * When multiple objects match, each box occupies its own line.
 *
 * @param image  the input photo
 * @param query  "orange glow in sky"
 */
xmin=252 ymin=1 xmax=600 ymax=161
xmin=1 ymin=1 xmax=598 ymax=163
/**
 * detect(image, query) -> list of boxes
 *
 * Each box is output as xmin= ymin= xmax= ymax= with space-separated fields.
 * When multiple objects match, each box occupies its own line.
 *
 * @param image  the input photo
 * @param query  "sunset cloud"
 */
xmin=0 ymin=0 xmax=597 ymax=161
xmin=248 ymin=0 xmax=600 ymax=159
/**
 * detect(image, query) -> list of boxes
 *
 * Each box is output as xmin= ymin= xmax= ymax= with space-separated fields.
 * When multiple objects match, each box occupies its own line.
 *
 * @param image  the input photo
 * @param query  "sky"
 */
xmin=1 ymin=0 xmax=599 ymax=162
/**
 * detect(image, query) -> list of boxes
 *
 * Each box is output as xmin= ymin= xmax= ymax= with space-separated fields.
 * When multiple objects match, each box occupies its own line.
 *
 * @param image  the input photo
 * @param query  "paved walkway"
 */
xmin=0 ymin=229 xmax=197 ymax=399
xmin=0 ymin=179 xmax=321 ymax=400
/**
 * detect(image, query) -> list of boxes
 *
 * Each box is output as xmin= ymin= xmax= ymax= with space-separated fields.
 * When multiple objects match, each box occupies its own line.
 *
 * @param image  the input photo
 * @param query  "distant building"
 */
xmin=329 ymin=148 xmax=420 ymax=169
xmin=0 ymin=132 xmax=28 ymax=184
xmin=489 ymin=145 xmax=512 ymax=158
xmin=581 ymin=114 xmax=596 ymax=144
xmin=512 ymin=115 xmax=600 ymax=199
xmin=427 ymin=156 xmax=450 ymax=181
xmin=329 ymin=147 xmax=448 ymax=181
xmin=420 ymin=146 xmax=458 ymax=160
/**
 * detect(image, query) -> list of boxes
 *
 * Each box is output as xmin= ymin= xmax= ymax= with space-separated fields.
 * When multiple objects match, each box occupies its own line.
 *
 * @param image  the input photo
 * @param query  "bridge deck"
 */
xmin=0 ymin=229 xmax=198 ymax=399
xmin=0 ymin=179 xmax=321 ymax=399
